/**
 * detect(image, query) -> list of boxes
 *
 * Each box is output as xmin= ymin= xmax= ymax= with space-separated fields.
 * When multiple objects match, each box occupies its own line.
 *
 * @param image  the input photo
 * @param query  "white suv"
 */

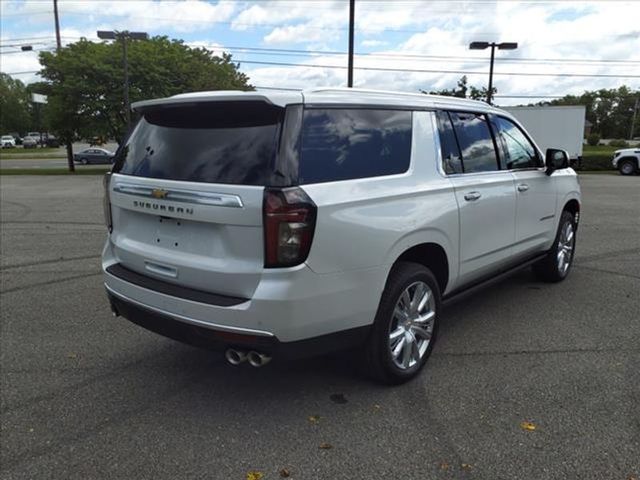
xmin=102 ymin=88 xmax=581 ymax=384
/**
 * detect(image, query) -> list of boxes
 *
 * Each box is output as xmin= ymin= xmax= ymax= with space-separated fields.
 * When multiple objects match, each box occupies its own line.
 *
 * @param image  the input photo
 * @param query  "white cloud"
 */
xmin=2 ymin=0 xmax=238 ymax=33
xmin=241 ymin=0 xmax=640 ymax=102
xmin=264 ymin=24 xmax=327 ymax=45
xmin=2 ymin=0 xmax=639 ymax=100
xmin=361 ymin=40 xmax=387 ymax=48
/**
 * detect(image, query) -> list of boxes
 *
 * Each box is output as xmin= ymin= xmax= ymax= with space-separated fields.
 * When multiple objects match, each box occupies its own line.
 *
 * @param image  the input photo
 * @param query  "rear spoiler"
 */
xmin=131 ymin=90 xmax=302 ymax=112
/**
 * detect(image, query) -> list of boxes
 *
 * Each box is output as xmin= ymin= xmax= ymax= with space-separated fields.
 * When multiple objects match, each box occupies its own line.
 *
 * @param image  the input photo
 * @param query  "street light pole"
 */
xmin=487 ymin=44 xmax=496 ymax=104
xmin=469 ymin=41 xmax=518 ymax=105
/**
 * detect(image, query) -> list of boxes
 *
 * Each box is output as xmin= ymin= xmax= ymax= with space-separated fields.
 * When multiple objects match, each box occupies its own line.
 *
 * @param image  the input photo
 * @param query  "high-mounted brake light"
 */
xmin=263 ymin=187 xmax=316 ymax=268
xmin=103 ymin=172 xmax=113 ymax=233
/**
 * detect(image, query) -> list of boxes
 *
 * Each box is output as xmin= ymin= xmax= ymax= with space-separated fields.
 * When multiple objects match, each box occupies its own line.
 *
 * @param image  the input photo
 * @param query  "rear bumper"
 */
xmin=103 ymin=239 xmax=385 ymax=347
xmin=106 ymin=287 xmax=370 ymax=359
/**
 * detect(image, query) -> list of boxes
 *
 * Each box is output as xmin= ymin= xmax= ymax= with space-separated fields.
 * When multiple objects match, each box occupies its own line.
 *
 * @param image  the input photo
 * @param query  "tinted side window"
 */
xmin=436 ymin=111 xmax=463 ymax=174
xmin=449 ymin=112 xmax=499 ymax=173
xmin=299 ymin=109 xmax=412 ymax=184
xmin=494 ymin=116 xmax=541 ymax=169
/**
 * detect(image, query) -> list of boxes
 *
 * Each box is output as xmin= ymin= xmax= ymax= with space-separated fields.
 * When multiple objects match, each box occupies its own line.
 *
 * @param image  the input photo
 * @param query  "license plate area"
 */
xmin=155 ymin=216 xmax=184 ymax=249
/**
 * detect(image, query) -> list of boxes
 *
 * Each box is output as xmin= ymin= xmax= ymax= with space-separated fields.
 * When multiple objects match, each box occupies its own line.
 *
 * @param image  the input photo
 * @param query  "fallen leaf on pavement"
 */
xmin=520 ymin=421 xmax=537 ymax=431
xmin=308 ymin=415 xmax=320 ymax=424
xmin=461 ymin=463 xmax=473 ymax=471
xmin=319 ymin=442 xmax=333 ymax=450
xmin=439 ymin=462 xmax=449 ymax=470
xmin=279 ymin=468 xmax=291 ymax=477
xmin=246 ymin=472 xmax=263 ymax=480
xmin=67 ymin=353 xmax=77 ymax=359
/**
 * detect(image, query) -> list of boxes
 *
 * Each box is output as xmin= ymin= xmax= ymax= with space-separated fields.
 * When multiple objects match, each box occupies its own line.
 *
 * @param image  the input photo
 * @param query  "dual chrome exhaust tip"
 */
xmin=225 ymin=348 xmax=272 ymax=368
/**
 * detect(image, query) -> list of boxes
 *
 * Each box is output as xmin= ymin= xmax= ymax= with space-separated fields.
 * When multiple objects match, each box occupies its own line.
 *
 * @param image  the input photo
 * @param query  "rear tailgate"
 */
xmin=107 ymin=96 xmax=299 ymax=299
xmin=109 ymin=176 xmax=265 ymax=298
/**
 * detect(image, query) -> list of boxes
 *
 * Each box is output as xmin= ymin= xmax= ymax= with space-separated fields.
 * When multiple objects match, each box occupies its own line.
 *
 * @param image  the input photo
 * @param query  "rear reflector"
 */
xmin=263 ymin=187 xmax=316 ymax=268
xmin=103 ymin=172 xmax=113 ymax=233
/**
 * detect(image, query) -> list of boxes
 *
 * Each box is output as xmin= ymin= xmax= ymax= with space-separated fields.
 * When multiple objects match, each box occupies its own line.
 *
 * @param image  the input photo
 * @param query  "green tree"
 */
xmin=0 ymin=73 xmax=32 ymax=134
xmin=37 ymin=36 xmax=252 ymax=146
xmin=534 ymin=86 xmax=639 ymax=139
xmin=421 ymin=76 xmax=496 ymax=103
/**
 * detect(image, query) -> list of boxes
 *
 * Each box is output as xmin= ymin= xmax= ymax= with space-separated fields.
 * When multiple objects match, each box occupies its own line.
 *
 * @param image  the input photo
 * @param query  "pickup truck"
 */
xmin=612 ymin=148 xmax=640 ymax=175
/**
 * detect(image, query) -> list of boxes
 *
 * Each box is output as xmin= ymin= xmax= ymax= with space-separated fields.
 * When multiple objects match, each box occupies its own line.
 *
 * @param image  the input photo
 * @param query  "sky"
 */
xmin=1 ymin=0 xmax=639 ymax=105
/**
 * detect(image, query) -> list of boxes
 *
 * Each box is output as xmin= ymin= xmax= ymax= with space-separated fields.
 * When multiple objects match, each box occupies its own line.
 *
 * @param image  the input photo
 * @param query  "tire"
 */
xmin=80 ymin=158 xmax=89 ymax=165
xmin=533 ymin=210 xmax=577 ymax=283
xmin=619 ymin=159 xmax=637 ymax=176
xmin=363 ymin=261 xmax=441 ymax=385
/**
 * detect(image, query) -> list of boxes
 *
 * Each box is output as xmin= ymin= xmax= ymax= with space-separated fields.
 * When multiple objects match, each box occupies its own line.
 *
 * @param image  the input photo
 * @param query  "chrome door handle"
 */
xmin=517 ymin=183 xmax=530 ymax=192
xmin=464 ymin=191 xmax=482 ymax=201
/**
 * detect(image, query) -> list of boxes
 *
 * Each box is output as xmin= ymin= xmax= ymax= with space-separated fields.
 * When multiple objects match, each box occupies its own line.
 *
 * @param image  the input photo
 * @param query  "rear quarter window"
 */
xmin=299 ymin=108 xmax=412 ymax=184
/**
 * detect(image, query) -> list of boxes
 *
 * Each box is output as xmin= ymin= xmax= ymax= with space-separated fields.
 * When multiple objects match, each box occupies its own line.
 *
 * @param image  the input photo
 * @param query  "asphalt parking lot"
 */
xmin=1 ymin=174 xmax=638 ymax=480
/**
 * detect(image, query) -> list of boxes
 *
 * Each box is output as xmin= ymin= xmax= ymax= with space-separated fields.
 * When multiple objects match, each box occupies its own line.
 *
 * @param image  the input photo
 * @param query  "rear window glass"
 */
xmin=299 ymin=109 xmax=412 ymax=184
xmin=114 ymin=101 xmax=283 ymax=185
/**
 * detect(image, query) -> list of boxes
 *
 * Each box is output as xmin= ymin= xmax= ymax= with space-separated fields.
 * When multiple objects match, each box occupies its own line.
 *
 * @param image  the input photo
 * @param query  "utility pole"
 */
xmin=98 ymin=31 xmax=148 ymax=133
xmin=54 ymin=0 xmax=75 ymax=172
xmin=347 ymin=0 xmax=355 ymax=87
xmin=122 ymin=38 xmax=131 ymax=130
xmin=630 ymin=97 xmax=639 ymax=141
xmin=53 ymin=0 xmax=61 ymax=49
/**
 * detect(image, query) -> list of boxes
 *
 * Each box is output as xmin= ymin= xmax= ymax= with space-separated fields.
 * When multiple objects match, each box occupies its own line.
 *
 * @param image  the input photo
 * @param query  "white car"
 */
xmin=612 ymin=148 xmax=640 ymax=175
xmin=102 ymin=88 xmax=581 ymax=384
xmin=1 ymin=135 xmax=16 ymax=148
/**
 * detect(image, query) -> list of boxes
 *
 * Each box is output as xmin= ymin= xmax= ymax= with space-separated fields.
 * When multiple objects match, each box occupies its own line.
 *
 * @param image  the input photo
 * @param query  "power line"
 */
xmin=237 ymin=59 xmax=640 ymax=78
xmin=219 ymin=45 xmax=640 ymax=65
xmin=0 ymin=10 xmax=51 ymax=17
xmin=17 ymin=37 xmax=637 ymax=66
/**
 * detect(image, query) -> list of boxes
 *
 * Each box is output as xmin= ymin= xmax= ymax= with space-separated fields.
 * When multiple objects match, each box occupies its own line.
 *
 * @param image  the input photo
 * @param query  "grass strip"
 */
xmin=0 ymin=168 xmax=109 ymax=175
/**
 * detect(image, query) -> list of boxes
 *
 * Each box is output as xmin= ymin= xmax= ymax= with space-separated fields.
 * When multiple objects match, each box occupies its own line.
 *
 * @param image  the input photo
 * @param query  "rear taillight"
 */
xmin=263 ymin=187 xmax=316 ymax=268
xmin=103 ymin=172 xmax=113 ymax=233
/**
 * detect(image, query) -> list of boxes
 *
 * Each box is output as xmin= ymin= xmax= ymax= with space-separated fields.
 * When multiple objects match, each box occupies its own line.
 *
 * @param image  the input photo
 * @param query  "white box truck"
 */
xmin=502 ymin=105 xmax=586 ymax=163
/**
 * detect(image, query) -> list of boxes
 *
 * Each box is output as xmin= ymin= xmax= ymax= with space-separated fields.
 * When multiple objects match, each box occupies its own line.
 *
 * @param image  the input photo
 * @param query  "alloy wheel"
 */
xmin=557 ymin=221 xmax=575 ymax=275
xmin=388 ymin=281 xmax=436 ymax=370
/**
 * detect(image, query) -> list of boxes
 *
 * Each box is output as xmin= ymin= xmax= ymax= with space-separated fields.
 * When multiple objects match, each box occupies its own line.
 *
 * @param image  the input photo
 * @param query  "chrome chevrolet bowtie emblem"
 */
xmin=151 ymin=188 xmax=168 ymax=199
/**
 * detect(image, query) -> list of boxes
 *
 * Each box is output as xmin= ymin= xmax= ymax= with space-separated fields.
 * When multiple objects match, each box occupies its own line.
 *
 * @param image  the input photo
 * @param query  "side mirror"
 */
xmin=545 ymin=148 xmax=569 ymax=175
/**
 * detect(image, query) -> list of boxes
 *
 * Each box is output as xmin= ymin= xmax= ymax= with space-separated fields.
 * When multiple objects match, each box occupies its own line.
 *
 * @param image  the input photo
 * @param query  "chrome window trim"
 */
xmin=112 ymin=182 xmax=244 ymax=208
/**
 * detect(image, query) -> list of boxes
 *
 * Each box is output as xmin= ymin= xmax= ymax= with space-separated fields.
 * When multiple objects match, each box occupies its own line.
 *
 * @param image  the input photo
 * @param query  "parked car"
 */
xmin=612 ymin=148 xmax=640 ymax=175
xmin=43 ymin=133 xmax=60 ymax=147
xmin=26 ymin=132 xmax=42 ymax=144
xmin=74 ymin=148 xmax=115 ymax=164
xmin=8 ymin=132 xmax=22 ymax=145
xmin=22 ymin=136 xmax=38 ymax=148
xmin=102 ymin=88 xmax=581 ymax=384
xmin=1 ymin=135 xmax=16 ymax=148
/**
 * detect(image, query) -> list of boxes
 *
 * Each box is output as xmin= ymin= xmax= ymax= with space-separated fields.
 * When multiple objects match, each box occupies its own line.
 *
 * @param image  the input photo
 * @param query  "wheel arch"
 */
xmin=391 ymin=242 xmax=450 ymax=296
xmin=618 ymin=156 xmax=639 ymax=169
xmin=561 ymin=196 xmax=581 ymax=230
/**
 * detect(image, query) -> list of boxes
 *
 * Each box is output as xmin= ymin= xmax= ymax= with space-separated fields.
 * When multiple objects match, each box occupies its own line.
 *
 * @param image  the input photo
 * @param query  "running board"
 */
xmin=442 ymin=253 xmax=547 ymax=308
